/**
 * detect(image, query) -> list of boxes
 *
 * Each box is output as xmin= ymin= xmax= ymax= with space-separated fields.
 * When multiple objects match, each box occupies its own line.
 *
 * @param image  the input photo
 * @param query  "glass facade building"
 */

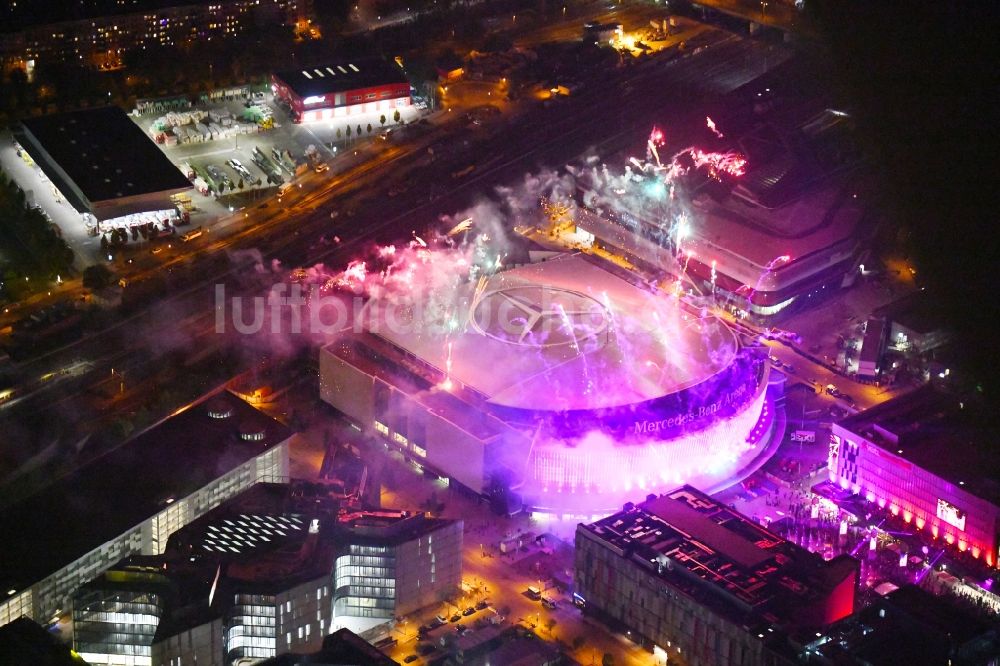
xmin=72 ymin=574 xmax=166 ymax=666
xmin=225 ymin=593 xmax=277 ymax=664
xmin=332 ymin=545 xmax=396 ymax=635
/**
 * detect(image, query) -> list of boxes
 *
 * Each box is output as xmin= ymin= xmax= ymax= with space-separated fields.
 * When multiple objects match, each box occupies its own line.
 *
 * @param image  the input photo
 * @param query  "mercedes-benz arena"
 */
xmin=271 ymin=58 xmax=410 ymax=123
xmin=320 ymin=253 xmax=775 ymax=515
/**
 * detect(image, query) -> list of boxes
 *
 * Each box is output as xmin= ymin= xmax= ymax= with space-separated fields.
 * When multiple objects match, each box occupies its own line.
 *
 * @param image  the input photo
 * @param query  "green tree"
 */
xmin=393 ymin=109 xmax=402 ymax=124
xmin=544 ymin=617 xmax=557 ymax=636
xmin=82 ymin=264 xmax=113 ymax=289
xmin=346 ymin=125 xmax=352 ymax=140
xmin=572 ymin=636 xmax=585 ymax=651
xmin=336 ymin=127 xmax=342 ymax=142
xmin=602 ymin=653 xmax=614 ymax=666
xmin=356 ymin=124 xmax=362 ymax=137
xmin=379 ymin=114 xmax=387 ymax=127
xmin=366 ymin=123 xmax=373 ymax=135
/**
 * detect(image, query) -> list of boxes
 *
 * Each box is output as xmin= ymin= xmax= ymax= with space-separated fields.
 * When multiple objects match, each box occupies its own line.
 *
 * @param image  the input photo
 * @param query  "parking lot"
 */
xmin=0 ymin=91 xmax=427 ymax=271
xmin=0 ymin=130 xmax=102 ymax=269
xmin=134 ymin=91 xmax=424 ymax=211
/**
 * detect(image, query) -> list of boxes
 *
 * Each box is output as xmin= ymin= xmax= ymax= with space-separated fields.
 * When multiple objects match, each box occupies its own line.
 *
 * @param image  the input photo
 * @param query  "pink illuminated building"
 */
xmin=829 ymin=385 xmax=1000 ymax=568
xmin=271 ymin=59 xmax=410 ymax=124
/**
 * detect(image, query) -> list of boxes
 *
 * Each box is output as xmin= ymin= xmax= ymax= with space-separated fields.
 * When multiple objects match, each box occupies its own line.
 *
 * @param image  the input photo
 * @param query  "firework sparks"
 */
xmin=447 ymin=217 xmax=474 ymax=236
xmin=686 ymin=148 xmax=747 ymax=178
xmin=334 ymin=259 xmax=368 ymax=292
xmin=441 ymin=341 xmax=454 ymax=390
xmin=647 ymin=126 xmax=665 ymax=167
xmin=706 ymin=116 xmax=724 ymax=139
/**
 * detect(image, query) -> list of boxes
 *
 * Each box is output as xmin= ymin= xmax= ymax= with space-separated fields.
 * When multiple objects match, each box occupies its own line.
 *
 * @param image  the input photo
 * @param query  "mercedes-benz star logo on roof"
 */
xmin=470 ymin=286 xmax=611 ymax=349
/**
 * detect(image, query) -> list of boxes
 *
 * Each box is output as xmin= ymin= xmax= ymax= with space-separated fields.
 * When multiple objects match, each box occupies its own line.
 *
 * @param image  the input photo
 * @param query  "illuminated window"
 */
xmin=412 ymin=444 xmax=427 ymax=458
xmin=392 ymin=432 xmax=408 ymax=446
xmin=374 ymin=421 xmax=389 ymax=436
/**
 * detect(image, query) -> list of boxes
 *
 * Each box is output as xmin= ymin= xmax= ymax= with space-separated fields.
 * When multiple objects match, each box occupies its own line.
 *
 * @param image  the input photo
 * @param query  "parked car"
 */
xmin=462 ymin=607 xmax=475 ymax=616
xmin=450 ymin=614 xmax=461 ymax=623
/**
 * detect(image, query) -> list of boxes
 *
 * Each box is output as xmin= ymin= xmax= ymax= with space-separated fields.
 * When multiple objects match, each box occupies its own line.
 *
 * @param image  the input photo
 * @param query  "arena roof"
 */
xmin=275 ymin=59 xmax=409 ymax=98
xmin=0 ymin=391 xmax=292 ymax=595
xmin=17 ymin=106 xmax=191 ymax=206
xmin=362 ymin=254 xmax=738 ymax=412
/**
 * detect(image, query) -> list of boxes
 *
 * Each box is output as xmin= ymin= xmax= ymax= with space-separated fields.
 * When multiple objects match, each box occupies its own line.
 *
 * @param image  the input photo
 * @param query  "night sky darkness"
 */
xmin=809 ymin=1 xmax=998 ymax=402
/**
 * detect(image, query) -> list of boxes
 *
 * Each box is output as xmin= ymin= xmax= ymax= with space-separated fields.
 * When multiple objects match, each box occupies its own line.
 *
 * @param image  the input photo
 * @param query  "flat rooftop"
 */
xmin=813 ymin=585 xmax=998 ymax=665
xmin=275 ymin=59 xmax=409 ymax=98
xmin=0 ymin=391 xmax=292 ymax=595
xmin=580 ymin=485 xmax=857 ymax=625
xmin=137 ymin=482 xmax=455 ymax=641
xmin=837 ymin=385 xmax=1000 ymax=505
xmin=18 ymin=106 xmax=191 ymax=205
xmin=161 ymin=481 xmax=454 ymax=581
xmin=259 ymin=628 xmax=398 ymax=665
xmin=362 ymin=253 xmax=738 ymax=412
xmin=873 ymin=292 xmax=949 ymax=336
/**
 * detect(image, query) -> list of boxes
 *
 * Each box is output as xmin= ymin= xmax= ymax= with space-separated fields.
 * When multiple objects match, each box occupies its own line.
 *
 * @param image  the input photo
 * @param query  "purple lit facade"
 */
xmin=319 ymin=254 xmax=777 ymax=513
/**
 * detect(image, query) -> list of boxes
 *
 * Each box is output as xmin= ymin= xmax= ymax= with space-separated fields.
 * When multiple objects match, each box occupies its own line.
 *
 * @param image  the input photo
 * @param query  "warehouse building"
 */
xmin=272 ymin=58 xmax=411 ymax=123
xmin=14 ymin=106 xmax=192 ymax=223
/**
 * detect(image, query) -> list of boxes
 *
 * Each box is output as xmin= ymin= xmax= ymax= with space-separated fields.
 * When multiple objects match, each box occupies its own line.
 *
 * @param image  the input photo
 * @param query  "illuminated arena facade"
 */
xmin=319 ymin=253 xmax=774 ymax=514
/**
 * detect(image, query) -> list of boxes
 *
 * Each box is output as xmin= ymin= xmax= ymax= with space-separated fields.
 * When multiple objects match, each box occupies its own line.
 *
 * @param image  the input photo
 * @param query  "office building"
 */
xmin=575 ymin=486 xmax=858 ymax=666
xmin=0 ymin=390 xmax=292 ymax=635
xmin=85 ymin=482 xmax=462 ymax=665
xmin=72 ymin=568 xmax=169 ymax=666
xmin=569 ymin=61 xmax=870 ymax=321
